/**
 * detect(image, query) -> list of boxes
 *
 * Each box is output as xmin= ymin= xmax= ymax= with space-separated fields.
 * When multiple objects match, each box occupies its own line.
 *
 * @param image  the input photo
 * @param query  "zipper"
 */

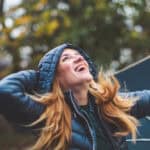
xmin=81 ymin=109 xmax=97 ymax=150
xmin=97 ymin=108 xmax=118 ymax=150
xmin=68 ymin=91 xmax=96 ymax=150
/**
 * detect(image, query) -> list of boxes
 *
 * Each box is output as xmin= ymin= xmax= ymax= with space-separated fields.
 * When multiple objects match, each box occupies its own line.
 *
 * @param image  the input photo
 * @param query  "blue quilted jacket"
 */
xmin=0 ymin=43 xmax=150 ymax=150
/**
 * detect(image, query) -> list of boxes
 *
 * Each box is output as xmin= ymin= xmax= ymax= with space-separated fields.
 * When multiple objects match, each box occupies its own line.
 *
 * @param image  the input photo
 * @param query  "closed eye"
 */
xmin=61 ymin=51 xmax=81 ymax=62
xmin=62 ymin=56 xmax=70 ymax=62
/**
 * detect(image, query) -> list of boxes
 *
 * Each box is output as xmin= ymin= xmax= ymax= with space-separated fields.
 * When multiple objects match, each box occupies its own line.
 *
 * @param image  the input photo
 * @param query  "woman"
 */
xmin=0 ymin=43 xmax=150 ymax=150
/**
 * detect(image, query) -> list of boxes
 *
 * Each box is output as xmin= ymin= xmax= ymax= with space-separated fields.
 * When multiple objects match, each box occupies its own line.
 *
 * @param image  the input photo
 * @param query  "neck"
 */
xmin=71 ymin=85 xmax=89 ymax=106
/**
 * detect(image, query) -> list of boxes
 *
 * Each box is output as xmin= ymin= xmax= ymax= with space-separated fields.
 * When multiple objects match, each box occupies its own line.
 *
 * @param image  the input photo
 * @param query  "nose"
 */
xmin=73 ymin=54 xmax=84 ymax=63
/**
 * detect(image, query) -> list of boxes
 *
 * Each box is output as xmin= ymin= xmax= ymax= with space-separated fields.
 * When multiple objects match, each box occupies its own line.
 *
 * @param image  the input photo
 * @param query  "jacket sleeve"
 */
xmin=0 ymin=70 xmax=45 ymax=126
xmin=120 ymin=90 xmax=150 ymax=119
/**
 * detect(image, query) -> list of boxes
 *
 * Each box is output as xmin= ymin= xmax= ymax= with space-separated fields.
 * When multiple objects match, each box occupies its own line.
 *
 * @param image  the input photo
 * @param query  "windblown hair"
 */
xmin=30 ymin=72 xmax=139 ymax=150
xmin=30 ymin=79 xmax=71 ymax=150
xmin=89 ymin=72 xmax=139 ymax=140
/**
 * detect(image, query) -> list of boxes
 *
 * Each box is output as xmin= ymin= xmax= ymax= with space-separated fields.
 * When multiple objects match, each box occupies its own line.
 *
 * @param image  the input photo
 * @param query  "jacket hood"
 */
xmin=38 ymin=43 xmax=98 ymax=94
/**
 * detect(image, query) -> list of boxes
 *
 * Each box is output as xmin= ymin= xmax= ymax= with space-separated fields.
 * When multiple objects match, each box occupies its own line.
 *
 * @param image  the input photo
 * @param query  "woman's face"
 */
xmin=57 ymin=48 xmax=93 ymax=90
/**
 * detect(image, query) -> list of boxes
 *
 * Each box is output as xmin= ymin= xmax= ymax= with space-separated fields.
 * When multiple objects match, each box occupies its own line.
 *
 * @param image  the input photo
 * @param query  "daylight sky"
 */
xmin=4 ymin=0 xmax=22 ymax=11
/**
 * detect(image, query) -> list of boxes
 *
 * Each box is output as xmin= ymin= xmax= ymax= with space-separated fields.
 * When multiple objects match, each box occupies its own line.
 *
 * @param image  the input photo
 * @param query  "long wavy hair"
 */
xmin=30 ymin=72 xmax=139 ymax=150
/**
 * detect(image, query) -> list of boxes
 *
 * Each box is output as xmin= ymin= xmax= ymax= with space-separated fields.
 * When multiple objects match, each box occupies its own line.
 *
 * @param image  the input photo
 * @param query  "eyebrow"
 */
xmin=61 ymin=51 xmax=80 ymax=57
xmin=61 ymin=53 xmax=69 ymax=57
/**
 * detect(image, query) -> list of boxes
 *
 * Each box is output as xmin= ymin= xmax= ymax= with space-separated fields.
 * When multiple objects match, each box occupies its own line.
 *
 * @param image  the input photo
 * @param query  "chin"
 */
xmin=84 ymin=76 xmax=93 ymax=83
xmin=76 ymin=72 xmax=93 ymax=82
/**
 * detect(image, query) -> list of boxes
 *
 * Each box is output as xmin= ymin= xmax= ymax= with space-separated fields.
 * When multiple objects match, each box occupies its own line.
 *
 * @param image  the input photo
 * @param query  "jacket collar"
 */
xmin=64 ymin=90 xmax=96 ymax=113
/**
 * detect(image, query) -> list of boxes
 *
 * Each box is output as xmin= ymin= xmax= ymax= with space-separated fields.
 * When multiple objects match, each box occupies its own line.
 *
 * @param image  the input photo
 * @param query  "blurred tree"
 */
xmin=0 ymin=0 xmax=150 ymax=75
xmin=0 ymin=0 xmax=150 ymax=148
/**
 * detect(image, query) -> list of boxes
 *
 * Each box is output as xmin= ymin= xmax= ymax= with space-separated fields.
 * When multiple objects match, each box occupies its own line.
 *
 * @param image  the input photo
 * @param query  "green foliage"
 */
xmin=0 ymin=1 xmax=150 ymax=148
xmin=0 ymin=0 xmax=150 ymax=75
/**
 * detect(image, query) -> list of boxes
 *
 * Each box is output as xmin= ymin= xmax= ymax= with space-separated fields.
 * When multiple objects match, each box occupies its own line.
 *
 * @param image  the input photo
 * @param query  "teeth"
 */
xmin=79 ymin=67 xmax=84 ymax=71
xmin=75 ymin=65 xmax=85 ymax=72
xmin=75 ymin=63 xmax=87 ymax=72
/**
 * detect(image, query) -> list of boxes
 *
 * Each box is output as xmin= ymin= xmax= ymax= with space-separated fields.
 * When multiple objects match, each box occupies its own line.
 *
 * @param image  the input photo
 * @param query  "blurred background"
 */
xmin=0 ymin=0 xmax=150 ymax=149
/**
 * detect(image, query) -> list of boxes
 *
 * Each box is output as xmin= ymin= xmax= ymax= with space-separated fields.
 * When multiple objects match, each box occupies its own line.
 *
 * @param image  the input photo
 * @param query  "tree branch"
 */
xmin=0 ymin=0 xmax=4 ymax=17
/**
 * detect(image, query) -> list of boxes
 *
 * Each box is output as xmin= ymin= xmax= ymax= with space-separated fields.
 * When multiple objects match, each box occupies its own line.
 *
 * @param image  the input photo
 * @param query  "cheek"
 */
xmin=60 ymin=64 xmax=73 ymax=75
xmin=58 ymin=70 xmax=73 ymax=90
xmin=64 ymin=65 xmax=72 ymax=71
xmin=57 ymin=65 xmax=73 ymax=81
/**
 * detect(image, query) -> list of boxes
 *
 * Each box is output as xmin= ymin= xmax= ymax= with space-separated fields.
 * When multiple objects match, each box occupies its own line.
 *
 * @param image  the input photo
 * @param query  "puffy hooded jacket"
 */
xmin=0 ymin=43 xmax=150 ymax=150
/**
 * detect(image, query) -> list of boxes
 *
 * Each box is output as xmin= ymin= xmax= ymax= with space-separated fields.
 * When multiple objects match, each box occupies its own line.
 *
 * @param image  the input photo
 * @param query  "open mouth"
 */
xmin=74 ymin=64 xmax=87 ymax=72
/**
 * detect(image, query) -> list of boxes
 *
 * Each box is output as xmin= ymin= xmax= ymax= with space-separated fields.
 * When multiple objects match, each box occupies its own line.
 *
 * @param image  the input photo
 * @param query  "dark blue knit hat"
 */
xmin=38 ymin=43 xmax=97 ymax=94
